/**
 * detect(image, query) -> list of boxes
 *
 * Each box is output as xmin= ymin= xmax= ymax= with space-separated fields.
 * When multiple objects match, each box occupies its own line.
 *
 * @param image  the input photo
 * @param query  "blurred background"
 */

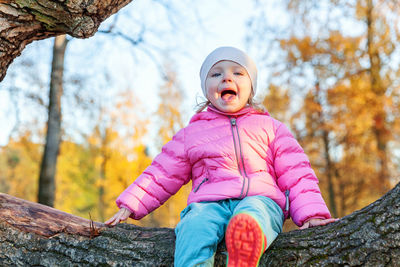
xmin=0 ymin=0 xmax=399 ymax=231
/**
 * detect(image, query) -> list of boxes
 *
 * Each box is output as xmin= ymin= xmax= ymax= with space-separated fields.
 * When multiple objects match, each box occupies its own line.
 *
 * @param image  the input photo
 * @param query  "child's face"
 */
xmin=205 ymin=60 xmax=252 ymax=113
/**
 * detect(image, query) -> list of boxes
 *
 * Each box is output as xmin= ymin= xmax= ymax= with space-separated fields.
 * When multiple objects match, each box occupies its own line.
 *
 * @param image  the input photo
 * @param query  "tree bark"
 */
xmin=1 ymin=183 xmax=400 ymax=266
xmin=38 ymin=34 xmax=67 ymax=207
xmin=0 ymin=0 xmax=133 ymax=82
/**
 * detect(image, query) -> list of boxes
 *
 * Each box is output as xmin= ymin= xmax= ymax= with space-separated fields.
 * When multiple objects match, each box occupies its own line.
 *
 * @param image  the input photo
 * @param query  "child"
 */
xmin=105 ymin=46 xmax=337 ymax=267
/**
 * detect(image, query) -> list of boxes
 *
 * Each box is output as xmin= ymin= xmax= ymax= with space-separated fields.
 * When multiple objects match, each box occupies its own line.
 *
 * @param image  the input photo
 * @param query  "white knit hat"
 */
xmin=199 ymin=46 xmax=258 ymax=97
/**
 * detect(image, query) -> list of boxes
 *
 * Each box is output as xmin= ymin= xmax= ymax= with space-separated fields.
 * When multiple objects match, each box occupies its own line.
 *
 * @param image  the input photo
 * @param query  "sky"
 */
xmin=118 ymin=0 xmax=258 ymax=114
xmin=0 ymin=0 xmax=266 ymax=148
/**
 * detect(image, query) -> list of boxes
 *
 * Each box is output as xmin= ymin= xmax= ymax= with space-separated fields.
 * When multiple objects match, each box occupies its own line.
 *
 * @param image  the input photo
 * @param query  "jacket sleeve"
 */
xmin=271 ymin=120 xmax=331 ymax=226
xmin=116 ymin=127 xmax=191 ymax=220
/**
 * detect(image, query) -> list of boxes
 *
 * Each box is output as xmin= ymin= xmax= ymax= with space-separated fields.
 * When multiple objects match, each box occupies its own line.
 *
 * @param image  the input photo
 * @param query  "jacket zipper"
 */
xmin=230 ymin=117 xmax=250 ymax=198
xmin=194 ymin=177 xmax=208 ymax=192
xmin=285 ymin=189 xmax=290 ymax=212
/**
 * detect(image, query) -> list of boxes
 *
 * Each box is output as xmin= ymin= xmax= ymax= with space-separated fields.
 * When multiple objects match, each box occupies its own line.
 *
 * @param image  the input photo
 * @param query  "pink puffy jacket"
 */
xmin=116 ymin=106 xmax=331 ymax=226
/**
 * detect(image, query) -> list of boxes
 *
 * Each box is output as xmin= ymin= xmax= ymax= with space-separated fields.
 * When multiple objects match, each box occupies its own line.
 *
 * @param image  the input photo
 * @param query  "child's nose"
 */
xmin=222 ymin=72 xmax=233 ymax=82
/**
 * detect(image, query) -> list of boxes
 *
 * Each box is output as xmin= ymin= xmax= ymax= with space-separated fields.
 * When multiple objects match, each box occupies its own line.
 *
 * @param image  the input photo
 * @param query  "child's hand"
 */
xmin=300 ymin=218 xmax=338 ymax=229
xmin=105 ymin=207 xmax=132 ymax=227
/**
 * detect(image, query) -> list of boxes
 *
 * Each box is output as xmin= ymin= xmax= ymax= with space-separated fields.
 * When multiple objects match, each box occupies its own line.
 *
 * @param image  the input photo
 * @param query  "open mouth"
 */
xmin=221 ymin=89 xmax=237 ymax=100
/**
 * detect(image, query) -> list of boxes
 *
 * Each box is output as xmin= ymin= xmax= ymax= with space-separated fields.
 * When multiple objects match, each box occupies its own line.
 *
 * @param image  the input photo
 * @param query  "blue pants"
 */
xmin=174 ymin=196 xmax=284 ymax=267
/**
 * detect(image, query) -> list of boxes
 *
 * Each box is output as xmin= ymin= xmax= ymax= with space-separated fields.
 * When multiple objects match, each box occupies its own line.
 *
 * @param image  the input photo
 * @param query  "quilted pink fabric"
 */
xmin=116 ymin=106 xmax=331 ymax=226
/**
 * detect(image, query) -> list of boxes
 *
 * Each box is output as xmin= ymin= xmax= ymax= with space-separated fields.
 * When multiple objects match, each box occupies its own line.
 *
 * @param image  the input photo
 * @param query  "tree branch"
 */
xmin=0 ymin=0 xmax=134 ymax=81
xmin=1 ymin=182 xmax=400 ymax=266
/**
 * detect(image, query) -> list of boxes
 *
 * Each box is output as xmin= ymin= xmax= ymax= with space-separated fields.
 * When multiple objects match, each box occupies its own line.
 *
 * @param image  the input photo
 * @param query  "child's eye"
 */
xmin=234 ymin=72 xmax=244 ymax=76
xmin=211 ymin=73 xmax=220 ymax=77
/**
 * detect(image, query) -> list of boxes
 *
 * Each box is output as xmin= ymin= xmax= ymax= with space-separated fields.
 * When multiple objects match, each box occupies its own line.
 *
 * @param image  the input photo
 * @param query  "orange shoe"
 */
xmin=225 ymin=213 xmax=266 ymax=267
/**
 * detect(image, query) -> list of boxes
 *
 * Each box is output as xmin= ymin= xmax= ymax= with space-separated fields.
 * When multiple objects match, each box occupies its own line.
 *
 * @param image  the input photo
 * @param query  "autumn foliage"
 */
xmin=254 ymin=0 xmax=400 ymax=221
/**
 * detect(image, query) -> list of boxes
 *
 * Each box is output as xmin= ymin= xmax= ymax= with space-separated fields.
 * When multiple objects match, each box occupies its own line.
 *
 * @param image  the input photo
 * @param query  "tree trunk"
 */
xmin=2 ymin=183 xmax=400 ymax=266
xmin=98 ymin=128 xmax=111 ymax=223
xmin=366 ymin=0 xmax=391 ymax=194
xmin=322 ymin=128 xmax=338 ymax=218
xmin=0 ymin=0 xmax=133 ymax=82
xmin=38 ymin=34 xmax=67 ymax=207
xmin=315 ymin=83 xmax=338 ymax=218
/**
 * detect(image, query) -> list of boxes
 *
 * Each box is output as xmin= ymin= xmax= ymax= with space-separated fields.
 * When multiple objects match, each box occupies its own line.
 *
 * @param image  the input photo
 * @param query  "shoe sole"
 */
xmin=225 ymin=213 xmax=266 ymax=267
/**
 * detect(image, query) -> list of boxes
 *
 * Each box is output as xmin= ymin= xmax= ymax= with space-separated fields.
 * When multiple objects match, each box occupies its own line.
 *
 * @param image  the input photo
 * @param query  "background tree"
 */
xmin=247 ymin=0 xmax=400 ymax=217
xmin=38 ymin=35 xmax=68 ymax=207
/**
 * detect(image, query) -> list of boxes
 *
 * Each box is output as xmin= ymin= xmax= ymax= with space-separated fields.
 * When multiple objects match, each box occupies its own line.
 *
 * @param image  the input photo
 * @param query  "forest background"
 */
xmin=1 ymin=0 xmax=399 ymax=230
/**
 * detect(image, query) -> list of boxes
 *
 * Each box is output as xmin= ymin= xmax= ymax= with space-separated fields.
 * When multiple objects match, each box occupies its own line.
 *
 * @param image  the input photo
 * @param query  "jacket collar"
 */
xmin=207 ymin=105 xmax=256 ymax=117
xmin=190 ymin=105 xmax=269 ymax=124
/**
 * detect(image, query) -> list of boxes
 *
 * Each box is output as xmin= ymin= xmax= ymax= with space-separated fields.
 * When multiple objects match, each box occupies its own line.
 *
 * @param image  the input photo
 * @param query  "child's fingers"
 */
xmin=311 ymin=218 xmax=339 ymax=227
xmin=317 ymin=218 xmax=338 ymax=225
xmin=299 ymin=222 xmax=310 ymax=229
xmin=107 ymin=209 xmax=132 ymax=226
xmin=300 ymin=218 xmax=339 ymax=229
xmin=105 ymin=208 xmax=132 ymax=227
xmin=325 ymin=218 xmax=339 ymax=224
xmin=110 ymin=214 xmax=124 ymax=226
xmin=105 ymin=215 xmax=118 ymax=226
xmin=119 ymin=215 xmax=128 ymax=221
xmin=110 ymin=218 xmax=121 ymax=226
xmin=120 ymin=208 xmax=132 ymax=220
xmin=105 ymin=211 xmax=124 ymax=226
